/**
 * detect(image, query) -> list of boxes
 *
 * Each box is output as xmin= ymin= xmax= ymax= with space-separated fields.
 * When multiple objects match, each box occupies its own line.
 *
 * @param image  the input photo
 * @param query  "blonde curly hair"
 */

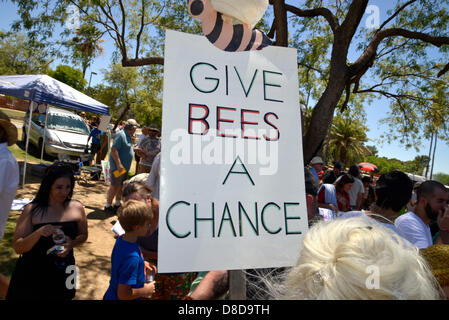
xmin=268 ymin=216 xmax=444 ymax=300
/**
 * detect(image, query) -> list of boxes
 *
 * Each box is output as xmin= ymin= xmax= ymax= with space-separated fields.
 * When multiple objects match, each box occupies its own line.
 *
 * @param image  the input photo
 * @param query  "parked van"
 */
xmin=22 ymin=106 xmax=92 ymax=158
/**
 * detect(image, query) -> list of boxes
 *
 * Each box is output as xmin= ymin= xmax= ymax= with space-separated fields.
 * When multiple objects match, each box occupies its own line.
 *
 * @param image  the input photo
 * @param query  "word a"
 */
xmin=365 ymin=265 xmax=380 ymax=289
xmin=65 ymin=265 xmax=80 ymax=290
xmin=65 ymin=5 xmax=80 ymax=30
xmin=365 ymin=5 xmax=380 ymax=29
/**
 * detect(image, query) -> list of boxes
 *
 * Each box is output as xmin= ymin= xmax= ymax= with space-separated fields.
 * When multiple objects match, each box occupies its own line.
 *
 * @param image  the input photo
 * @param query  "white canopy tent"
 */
xmin=405 ymin=172 xmax=427 ymax=183
xmin=0 ymin=75 xmax=111 ymax=186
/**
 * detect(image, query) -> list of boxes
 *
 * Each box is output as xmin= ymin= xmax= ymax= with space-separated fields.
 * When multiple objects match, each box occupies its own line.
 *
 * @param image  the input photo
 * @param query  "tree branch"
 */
xmin=354 ymin=88 xmax=431 ymax=103
xmin=284 ymin=4 xmax=339 ymax=33
xmin=135 ymin=0 xmax=146 ymax=59
xmin=267 ymin=19 xmax=276 ymax=39
xmin=376 ymin=0 xmax=417 ymax=33
xmin=350 ymin=28 xmax=449 ymax=78
xmin=437 ymin=62 xmax=449 ymax=77
xmin=339 ymin=0 xmax=369 ymax=44
xmin=298 ymin=62 xmax=325 ymax=76
xmin=97 ymin=3 xmax=126 ymax=57
xmin=122 ymin=57 xmax=164 ymax=67
xmin=340 ymin=82 xmax=351 ymax=112
xmin=118 ymin=0 xmax=127 ymax=60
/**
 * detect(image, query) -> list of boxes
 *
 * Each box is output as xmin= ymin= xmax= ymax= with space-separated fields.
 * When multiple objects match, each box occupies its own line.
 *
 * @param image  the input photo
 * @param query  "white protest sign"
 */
xmin=158 ymin=29 xmax=307 ymax=272
xmin=98 ymin=115 xmax=111 ymax=132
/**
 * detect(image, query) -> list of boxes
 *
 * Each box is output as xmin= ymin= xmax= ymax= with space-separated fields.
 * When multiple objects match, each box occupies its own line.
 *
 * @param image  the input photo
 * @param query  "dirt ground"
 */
xmin=12 ymin=165 xmax=118 ymax=300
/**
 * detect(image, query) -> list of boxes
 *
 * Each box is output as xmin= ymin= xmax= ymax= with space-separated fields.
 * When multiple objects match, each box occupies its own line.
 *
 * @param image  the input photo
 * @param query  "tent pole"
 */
xmin=40 ymin=106 xmax=49 ymax=162
xmin=22 ymin=101 xmax=35 ymax=187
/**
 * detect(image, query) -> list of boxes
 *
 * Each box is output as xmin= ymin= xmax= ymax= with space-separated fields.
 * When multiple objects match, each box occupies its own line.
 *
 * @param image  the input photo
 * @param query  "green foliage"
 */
xmin=89 ymin=84 xmax=121 ymax=118
xmin=0 ymin=31 xmax=51 ymax=74
xmin=323 ymin=112 xmax=371 ymax=167
xmin=47 ymin=65 xmax=87 ymax=91
xmin=403 ymin=155 xmax=430 ymax=175
xmin=134 ymin=64 xmax=163 ymax=127
xmin=433 ymin=173 xmax=449 ymax=186
xmin=91 ymin=63 xmax=162 ymax=127
xmin=7 ymin=0 xmax=200 ymax=67
xmin=67 ymin=23 xmax=105 ymax=77
xmin=364 ymin=154 xmax=430 ymax=175
xmin=365 ymin=155 xmax=405 ymax=174
xmin=361 ymin=0 xmax=449 ymax=150
xmin=366 ymin=145 xmax=378 ymax=157
xmin=6 ymin=0 xmax=449 ymax=158
xmin=290 ymin=0 xmax=449 ymax=153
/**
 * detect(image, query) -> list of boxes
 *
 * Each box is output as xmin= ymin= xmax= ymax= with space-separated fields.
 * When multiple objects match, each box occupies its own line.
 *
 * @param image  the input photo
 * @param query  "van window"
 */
xmin=31 ymin=113 xmax=46 ymax=126
xmin=47 ymin=113 xmax=89 ymax=135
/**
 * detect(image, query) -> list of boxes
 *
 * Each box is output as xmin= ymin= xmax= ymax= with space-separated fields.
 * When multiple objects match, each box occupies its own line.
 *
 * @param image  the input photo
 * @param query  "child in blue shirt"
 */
xmin=104 ymin=200 xmax=155 ymax=300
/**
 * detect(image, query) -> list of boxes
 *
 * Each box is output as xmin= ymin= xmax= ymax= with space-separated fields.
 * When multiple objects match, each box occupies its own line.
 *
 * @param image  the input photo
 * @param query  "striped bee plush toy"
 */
xmin=188 ymin=0 xmax=272 ymax=52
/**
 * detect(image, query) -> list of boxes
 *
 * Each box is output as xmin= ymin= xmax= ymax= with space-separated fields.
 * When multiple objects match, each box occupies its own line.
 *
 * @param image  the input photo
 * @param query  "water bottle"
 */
xmin=51 ymin=228 xmax=66 ymax=254
xmin=144 ymin=268 xmax=155 ymax=298
xmin=52 ymin=228 xmax=66 ymax=244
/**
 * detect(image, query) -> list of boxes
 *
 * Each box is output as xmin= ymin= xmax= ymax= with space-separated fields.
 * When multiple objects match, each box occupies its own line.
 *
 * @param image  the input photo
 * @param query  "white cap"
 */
xmin=125 ymin=119 xmax=139 ymax=129
xmin=310 ymin=156 xmax=324 ymax=165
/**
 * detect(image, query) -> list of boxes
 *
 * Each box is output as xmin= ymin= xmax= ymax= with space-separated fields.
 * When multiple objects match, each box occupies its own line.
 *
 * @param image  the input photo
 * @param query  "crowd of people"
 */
xmin=0 ymin=109 xmax=448 ymax=301
xmin=302 ymin=156 xmax=449 ymax=299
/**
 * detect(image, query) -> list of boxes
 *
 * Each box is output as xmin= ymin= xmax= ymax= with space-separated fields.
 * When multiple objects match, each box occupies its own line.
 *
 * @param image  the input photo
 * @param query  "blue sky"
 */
xmin=1 ymin=1 xmax=448 ymax=175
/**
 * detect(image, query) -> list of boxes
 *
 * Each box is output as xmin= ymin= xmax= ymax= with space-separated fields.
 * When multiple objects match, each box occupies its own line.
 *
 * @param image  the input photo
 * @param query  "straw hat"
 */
xmin=0 ymin=110 xmax=18 ymax=146
xmin=148 ymin=126 xmax=160 ymax=133
xmin=125 ymin=119 xmax=139 ymax=128
xmin=421 ymin=244 xmax=449 ymax=287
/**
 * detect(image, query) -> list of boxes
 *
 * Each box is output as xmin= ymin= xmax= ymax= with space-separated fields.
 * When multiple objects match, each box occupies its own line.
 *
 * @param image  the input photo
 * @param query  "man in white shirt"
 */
xmin=308 ymin=156 xmax=323 ymax=187
xmin=0 ymin=110 xmax=19 ymax=298
xmin=348 ymin=165 xmax=364 ymax=210
xmin=395 ymin=180 xmax=449 ymax=249
xmin=339 ymin=170 xmax=414 ymax=239
xmin=145 ymin=151 xmax=160 ymax=200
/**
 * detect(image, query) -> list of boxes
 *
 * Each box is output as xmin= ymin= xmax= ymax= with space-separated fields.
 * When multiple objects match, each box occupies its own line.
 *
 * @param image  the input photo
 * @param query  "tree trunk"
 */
xmin=339 ymin=144 xmax=348 ymax=169
xmin=303 ymin=74 xmax=347 ymax=164
xmin=271 ymin=0 xmax=288 ymax=46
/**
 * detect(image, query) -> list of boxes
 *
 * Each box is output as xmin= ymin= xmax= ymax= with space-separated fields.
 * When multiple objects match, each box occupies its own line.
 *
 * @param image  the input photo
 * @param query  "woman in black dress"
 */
xmin=6 ymin=163 xmax=88 ymax=300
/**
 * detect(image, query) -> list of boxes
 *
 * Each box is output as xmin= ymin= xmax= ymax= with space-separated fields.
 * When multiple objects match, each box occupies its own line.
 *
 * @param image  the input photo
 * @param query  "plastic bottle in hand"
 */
xmin=52 ymin=228 xmax=66 ymax=244
xmin=144 ymin=267 xmax=155 ymax=299
xmin=52 ymin=228 xmax=66 ymax=253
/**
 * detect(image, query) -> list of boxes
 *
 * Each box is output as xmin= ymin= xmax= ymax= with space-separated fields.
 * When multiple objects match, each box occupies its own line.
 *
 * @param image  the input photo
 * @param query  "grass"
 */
xmin=7 ymin=127 xmax=52 ymax=164
xmin=0 ymin=107 xmax=25 ymax=121
xmin=0 ymin=213 xmax=19 ymax=279
xmin=8 ymin=141 xmax=52 ymax=164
